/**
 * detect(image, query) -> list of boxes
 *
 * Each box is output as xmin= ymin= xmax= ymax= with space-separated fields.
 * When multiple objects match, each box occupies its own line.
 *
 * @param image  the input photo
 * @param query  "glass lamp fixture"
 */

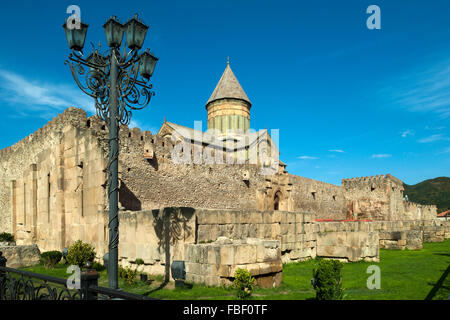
xmin=63 ymin=21 xmax=89 ymax=51
xmin=103 ymin=16 xmax=124 ymax=48
xmin=124 ymin=14 xmax=149 ymax=50
xmin=139 ymin=50 xmax=158 ymax=79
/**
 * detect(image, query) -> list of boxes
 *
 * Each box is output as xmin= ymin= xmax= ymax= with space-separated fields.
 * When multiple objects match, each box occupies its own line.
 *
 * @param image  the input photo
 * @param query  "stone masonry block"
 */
xmin=250 ymin=211 xmax=263 ymax=224
xmin=256 ymin=244 xmax=265 ymax=263
xmin=220 ymin=245 xmax=235 ymax=265
xmin=197 ymin=210 xmax=218 ymax=225
xmin=238 ymin=212 xmax=251 ymax=224
xmin=280 ymin=223 xmax=289 ymax=235
xmin=185 ymin=262 xmax=201 ymax=274
xmin=218 ymin=264 xmax=231 ymax=277
xmin=263 ymin=224 xmax=272 ymax=238
xmin=287 ymin=213 xmax=295 ymax=223
xmin=270 ymin=260 xmax=283 ymax=273
xmin=205 ymin=275 xmax=220 ymax=287
xmin=207 ymin=246 xmax=220 ymax=264
xmin=258 ymin=262 xmax=272 ymax=274
xmin=234 ymin=244 xmax=251 ymax=264
xmin=262 ymin=212 xmax=273 ymax=224
xmin=197 ymin=225 xmax=210 ymax=243
xmin=271 ymin=224 xmax=280 ymax=238
xmin=272 ymin=211 xmax=281 ymax=223
xmin=246 ymin=263 xmax=260 ymax=276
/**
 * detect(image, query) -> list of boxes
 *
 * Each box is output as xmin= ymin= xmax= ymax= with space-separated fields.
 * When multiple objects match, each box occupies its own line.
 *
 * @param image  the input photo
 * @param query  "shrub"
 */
xmin=134 ymin=258 xmax=145 ymax=273
xmin=0 ymin=232 xmax=14 ymax=242
xmin=92 ymin=262 xmax=106 ymax=271
xmin=118 ymin=265 xmax=126 ymax=279
xmin=233 ymin=268 xmax=256 ymax=300
xmin=119 ymin=265 xmax=137 ymax=285
xmin=312 ymin=259 xmax=344 ymax=300
xmin=66 ymin=240 xmax=96 ymax=268
xmin=40 ymin=251 xmax=62 ymax=269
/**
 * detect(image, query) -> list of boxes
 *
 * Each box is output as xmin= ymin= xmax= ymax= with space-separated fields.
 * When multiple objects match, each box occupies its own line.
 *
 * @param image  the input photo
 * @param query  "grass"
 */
xmin=19 ymin=239 xmax=450 ymax=300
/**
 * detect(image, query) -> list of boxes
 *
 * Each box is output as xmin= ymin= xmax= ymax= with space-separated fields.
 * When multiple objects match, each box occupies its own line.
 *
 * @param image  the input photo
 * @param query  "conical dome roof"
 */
xmin=206 ymin=62 xmax=251 ymax=106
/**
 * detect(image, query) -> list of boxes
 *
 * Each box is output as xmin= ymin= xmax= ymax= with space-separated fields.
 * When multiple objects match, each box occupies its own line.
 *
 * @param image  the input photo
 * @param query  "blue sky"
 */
xmin=0 ymin=0 xmax=449 ymax=186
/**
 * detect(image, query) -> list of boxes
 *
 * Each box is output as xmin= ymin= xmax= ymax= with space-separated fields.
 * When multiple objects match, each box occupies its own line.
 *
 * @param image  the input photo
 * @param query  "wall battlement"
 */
xmin=342 ymin=173 xmax=403 ymax=190
xmin=0 ymin=107 xmax=159 ymax=159
xmin=0 ymin=107 xmax=88 ymax=158
xmin=404 ymin=201 xmax=437 ymax=211
xmin=342 ymin=174 xmax=386 ymax=185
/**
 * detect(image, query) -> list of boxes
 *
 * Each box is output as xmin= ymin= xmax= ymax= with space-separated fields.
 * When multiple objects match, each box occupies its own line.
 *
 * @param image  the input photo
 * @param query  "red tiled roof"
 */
xmin=437 ymin=210 xmax=450 ymax=217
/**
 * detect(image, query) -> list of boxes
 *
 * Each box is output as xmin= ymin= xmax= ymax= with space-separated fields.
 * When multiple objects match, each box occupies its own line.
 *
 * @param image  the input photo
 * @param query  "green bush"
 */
xmin=40 ymin=251 xmax=62 ymax=269
xmin=92 ymin=262 xmax=106 ymax=271
xmin=0 ymin=232 xmax=14 ymax=242
xmin=135 ymin=258 xmax=144 ymax=265
xmin=119 ymin=265 xmax=137 ymax=285
xmin=118 ymin=265 xmax=126 ymax=279
xmin=312 ymin=259 xmax=344 ymax=300
xmin=66 ymin=240 xmax=96 ymax=268
xmin=233 ymin=268 xmax=256 ymax=300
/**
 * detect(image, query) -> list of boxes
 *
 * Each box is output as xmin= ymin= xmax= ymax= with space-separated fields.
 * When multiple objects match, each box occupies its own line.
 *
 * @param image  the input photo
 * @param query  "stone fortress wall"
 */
xmin=0 ymin=107 xmax=365 ymax=240
xmin=0 ymin=108 xmax=109 ymax=254
xmin=114 ymin=208 xmax=449 ymax=278
xmin=342 ymin=174 xmax=437 ymax=221
xmin=0 ymin=107 xmax=447 ymax=282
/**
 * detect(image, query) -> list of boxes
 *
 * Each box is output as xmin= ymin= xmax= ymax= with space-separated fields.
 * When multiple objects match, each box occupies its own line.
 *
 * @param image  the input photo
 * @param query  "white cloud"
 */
xmin=329 ymin=149 xmax=345 ymax=153
xmin=437 ymin=147 xmax=450 ymax=154
xmin=382 ymin=58 xmax=450 ymax=118
xmin=0 ymin=69 xmax=95 ymax=118
xmin=400 ymin=129 xmax=414 ymax=138
xmin=129 ymin=119 xmax=159 ymax=133
xmin=297 ymin=156 xmax=319 ymax=160
xmin=371 ymin=154 xmax=391 ymax=159
xmin=418 ymin=134 xmax=446 ymax=143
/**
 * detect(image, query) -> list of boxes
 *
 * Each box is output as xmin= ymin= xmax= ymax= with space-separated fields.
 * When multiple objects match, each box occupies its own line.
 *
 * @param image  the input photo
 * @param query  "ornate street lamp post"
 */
xmin=63 ymin=14 xmax=158 ymax=289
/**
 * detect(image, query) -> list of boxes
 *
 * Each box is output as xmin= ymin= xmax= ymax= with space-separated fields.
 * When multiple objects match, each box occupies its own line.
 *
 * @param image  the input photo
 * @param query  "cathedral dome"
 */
xmin=206 ymin=61 xmax=251 ymax=134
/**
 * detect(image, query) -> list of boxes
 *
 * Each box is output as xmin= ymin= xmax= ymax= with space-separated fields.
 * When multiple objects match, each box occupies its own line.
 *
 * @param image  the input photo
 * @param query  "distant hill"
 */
xmin=403 ymin=177 xmax=450 ymax=213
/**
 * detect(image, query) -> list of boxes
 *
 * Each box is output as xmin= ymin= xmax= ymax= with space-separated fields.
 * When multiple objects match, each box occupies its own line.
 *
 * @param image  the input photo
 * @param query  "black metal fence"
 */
xmin=0 ymin=252 xmax=156 ymax=300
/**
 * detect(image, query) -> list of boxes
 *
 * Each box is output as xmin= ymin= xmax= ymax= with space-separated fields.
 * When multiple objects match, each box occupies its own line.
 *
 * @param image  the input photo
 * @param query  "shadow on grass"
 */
xmin=142 ymin=280 xmax=194 ymax=297
xmin=142 ymin=280 xmax=170 ymax=296
xmin=425 ymin=265 xmax=450 ymax=300
xmin=179 ymin=282 xmax=194 ymax=290
xmin=433 ymin=253 xmax=450 ymax=258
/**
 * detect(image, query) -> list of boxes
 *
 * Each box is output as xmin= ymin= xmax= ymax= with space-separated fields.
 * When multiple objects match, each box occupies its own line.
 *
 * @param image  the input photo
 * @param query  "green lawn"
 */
xmin=19 ymin=239 xmax=450 ymax=300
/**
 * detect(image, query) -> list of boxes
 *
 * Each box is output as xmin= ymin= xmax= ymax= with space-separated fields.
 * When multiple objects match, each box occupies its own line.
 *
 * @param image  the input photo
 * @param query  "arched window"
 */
xmin=274 ymin=191 xmax=282 ymax=210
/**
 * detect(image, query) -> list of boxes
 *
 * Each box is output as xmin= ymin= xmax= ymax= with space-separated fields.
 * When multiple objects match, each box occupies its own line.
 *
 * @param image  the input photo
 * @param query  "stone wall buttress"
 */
xmin=10 ymin=180 xmax=16 ymax=236
xmin=30 ymin=164 xmax=38 ymax=242
xmin=56 ymin=143 xmax=66 ymax=249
